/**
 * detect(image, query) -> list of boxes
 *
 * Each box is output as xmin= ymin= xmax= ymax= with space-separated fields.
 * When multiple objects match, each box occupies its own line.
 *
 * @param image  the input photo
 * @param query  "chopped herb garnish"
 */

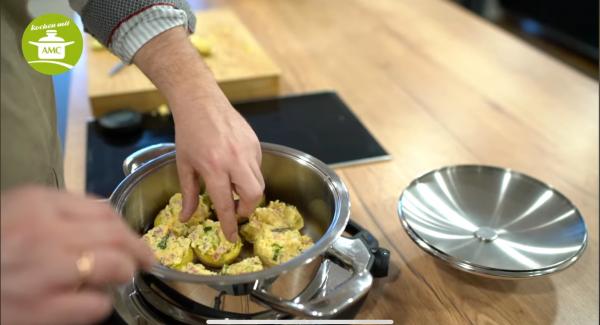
xmin=272 ymin=244 xmax=283 ymax=261
xmin=203 ymin=226 xmax=212 ymax=232
xmin=157 ymin=235 xmax=169 ymax=249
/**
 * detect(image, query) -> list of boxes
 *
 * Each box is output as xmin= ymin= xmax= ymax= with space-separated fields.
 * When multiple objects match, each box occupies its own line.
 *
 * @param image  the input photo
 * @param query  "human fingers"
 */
xmin=255 ymin=142 xmax=262 ymax=165
xmin=250 ymin=160 xmax=265 ymax=193
xmin=231 ymin=163 xmax=264 ymax=217
xmin=238 ymin=112 xmax=261 ymax=166
xmin=56 ymin=194 xmax=120 ymax=222
xmin=36 ymin=291 xmax=112 ymax=325
xmin=177 ymin=160 xmax=200 ymax=222
xmin=203 ymin=172 xmax=238 ymax=242
xmin=69 ymin=248 xmax=138 ymax=288
xmin=62 ymin=219 xmax=155 ymax=270
xmin=242 ymin=124 xmax=263 ymax=188
xmin=15 ymin=243 xmax=143 ymax=295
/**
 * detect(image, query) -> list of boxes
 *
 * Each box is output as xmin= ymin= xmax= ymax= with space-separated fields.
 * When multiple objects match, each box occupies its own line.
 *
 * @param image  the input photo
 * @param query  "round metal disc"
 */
xmin=397 ymin=165 xmax=588 ymax=278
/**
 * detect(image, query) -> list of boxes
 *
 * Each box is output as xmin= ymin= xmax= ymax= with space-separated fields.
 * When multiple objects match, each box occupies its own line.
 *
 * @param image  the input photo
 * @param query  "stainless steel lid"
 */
xmin=397 ymin=165 xmax=588 ymax=278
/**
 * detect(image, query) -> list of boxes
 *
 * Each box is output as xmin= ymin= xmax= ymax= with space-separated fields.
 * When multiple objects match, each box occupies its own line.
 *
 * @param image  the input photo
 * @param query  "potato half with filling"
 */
xmin=240 ymin=200 xmax=304 ymax=243
xmin=179 ymin=262 xmax=217 ymax=275
xmin=167 ymin=193 xmax=212 ymax=223
xmin=154 ymin=193 xmax=212 ymax=236
xmin=153 ymin=208 xmax=189 ymax=236
xmin=254 ymin=228 xmax=313 ymax=267
xmin=221 ymin=256 xmax=263 ymax=275
xmin=143 ymin=225 xmax=194 ymax=269
xmin=188 ymin=220 xmax=242 ymax=267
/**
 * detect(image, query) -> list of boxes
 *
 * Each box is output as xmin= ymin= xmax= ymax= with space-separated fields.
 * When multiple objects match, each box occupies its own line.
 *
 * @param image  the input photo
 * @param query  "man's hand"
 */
xmin=0 ymin=186 xmax=155 ymax=325
xmin=133 ymin=27 xmax=265 ymax=242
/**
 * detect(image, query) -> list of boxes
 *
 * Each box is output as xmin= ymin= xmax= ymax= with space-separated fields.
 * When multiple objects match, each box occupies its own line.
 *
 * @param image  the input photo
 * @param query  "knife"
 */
xmin=108 ymin=62 xmax=126 ymax=76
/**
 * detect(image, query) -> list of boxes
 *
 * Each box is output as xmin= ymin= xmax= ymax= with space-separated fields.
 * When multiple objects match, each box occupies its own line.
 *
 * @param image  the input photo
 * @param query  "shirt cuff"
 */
xmin=110 ymin=5 xmax=194 ymax=63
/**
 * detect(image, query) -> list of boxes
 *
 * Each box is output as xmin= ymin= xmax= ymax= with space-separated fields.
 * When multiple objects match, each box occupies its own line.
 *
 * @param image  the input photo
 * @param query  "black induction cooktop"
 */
xmin=86 ymin=92 xmax=390 ymax=197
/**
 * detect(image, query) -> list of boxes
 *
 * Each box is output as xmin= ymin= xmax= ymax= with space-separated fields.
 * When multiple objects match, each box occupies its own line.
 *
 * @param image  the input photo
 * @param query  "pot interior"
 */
xmin=119 ymin=148 xmax=339 ymax=261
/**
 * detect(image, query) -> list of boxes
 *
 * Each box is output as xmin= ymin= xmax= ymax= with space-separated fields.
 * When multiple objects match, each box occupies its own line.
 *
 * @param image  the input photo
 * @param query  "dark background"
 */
xmin=455 ymin=0 xmax=599 ymax=79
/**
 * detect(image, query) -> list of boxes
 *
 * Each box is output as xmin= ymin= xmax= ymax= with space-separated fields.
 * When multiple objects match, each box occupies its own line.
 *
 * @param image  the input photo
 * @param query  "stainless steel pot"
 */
xmin=110 ymin=143 xmax=374 ymax=319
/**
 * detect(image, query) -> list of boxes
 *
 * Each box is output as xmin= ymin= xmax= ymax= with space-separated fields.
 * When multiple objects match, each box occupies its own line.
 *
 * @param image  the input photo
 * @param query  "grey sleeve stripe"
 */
xmin=110 ymin=5 xmax=191 ymax=63
xmin=77 ymin=0 xmax=196 ymax=46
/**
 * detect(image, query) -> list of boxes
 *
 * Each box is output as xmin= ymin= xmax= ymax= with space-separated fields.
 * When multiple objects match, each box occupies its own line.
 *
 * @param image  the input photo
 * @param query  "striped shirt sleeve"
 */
xmin=69 ymin=0 xmax=196 ymax=63
xmin=110 ymin=5 xmax=192 ymax=62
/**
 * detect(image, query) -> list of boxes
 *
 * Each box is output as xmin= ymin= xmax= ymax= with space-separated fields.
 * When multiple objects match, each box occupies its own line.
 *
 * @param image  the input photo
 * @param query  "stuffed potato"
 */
xmin=240 ymin=200 xmax=304 ymax=243
xmin=221 ymin=256 xmax=263 ymax=275
xmin=142 ymin=225 xmax=194 ymax=269
xmin=179 ymin=262 xmax=217 ymax=275
xmin=253 ymin=228 xmax=313 ymax=267
xmin=154 ymin=193 xmax=212 ymax=236
xmin=144 ymin=194 xmax=312 ymax=275
xmin=167 ymin=193 xmax=212 ymax=223
xmin=188 ymin=220 xmax=242 ymax=267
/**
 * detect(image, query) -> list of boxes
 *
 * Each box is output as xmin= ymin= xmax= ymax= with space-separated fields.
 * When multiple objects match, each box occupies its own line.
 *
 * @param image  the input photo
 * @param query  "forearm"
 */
xmin=132 ymin=27 xmax=225 ymax=122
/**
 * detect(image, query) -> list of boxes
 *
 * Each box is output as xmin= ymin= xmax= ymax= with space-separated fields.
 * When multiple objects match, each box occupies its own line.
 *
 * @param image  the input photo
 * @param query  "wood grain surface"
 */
xmin=64 ymin=0 xmax=599 ymax=323
xmin=86 ymin=8 xmax=280 ymax=117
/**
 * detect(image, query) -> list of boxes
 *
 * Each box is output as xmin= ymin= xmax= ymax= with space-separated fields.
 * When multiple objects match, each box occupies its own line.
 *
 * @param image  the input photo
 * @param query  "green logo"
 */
xmin=21 ymin=14 xmax=83 ymax=75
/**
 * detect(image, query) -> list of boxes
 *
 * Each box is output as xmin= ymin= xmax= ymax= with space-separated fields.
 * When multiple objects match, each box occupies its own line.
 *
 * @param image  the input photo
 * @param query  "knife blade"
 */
xmin=108 ymin=62 xmax=126 ymax=76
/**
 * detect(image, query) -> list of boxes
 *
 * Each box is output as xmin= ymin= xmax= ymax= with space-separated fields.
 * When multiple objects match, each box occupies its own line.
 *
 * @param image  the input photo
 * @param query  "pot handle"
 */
xmin=250 ymin=236 xmax=374 ymax=318
xmin=122 ymin=143 xmax=175 ymax=176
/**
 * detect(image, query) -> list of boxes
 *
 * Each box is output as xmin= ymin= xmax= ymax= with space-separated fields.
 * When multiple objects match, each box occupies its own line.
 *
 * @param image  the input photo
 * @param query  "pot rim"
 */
xmin=110 ymin=142 xmax=350 ymax=285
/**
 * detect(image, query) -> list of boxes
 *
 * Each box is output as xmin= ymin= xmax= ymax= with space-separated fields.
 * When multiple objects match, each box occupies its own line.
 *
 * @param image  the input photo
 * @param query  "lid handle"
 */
xmin=251 ymin=236 xmax=374 ymax=318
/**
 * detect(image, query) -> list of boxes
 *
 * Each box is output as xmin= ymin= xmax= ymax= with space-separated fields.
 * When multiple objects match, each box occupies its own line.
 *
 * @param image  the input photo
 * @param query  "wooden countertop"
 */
xmin=64 ymin=0 xmax=599 ymax=323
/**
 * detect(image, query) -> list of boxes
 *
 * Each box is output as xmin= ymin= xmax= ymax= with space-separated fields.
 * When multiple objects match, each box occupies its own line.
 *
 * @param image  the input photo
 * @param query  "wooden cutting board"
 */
xmin=87 ymin=8 xmax=281 ymax=117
